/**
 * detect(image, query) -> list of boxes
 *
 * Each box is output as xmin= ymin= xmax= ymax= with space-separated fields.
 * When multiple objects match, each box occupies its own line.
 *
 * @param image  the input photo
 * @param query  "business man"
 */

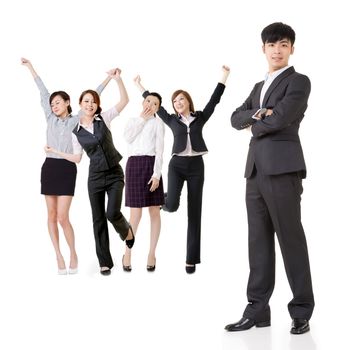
xmin=226 ymin=22 xmax=314 ymax=335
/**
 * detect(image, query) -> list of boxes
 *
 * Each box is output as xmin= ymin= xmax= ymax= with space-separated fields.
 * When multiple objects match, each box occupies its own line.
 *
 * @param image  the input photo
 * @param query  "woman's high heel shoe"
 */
xmin=125 ymin=226 xmax=135 ymax=249
xmin=147 ymin=258 xmax=156 ymax=272
xmin=122 ymin=255 xmax=132 ymax=272
xmin=146 ymin=265 xmax=156 ymax=272
xmin=185 ymin=265 xmax=196 ymax=274
xmin=100 ymin=267 xmax=111 ymax=276
xmin=58 ymin=268 xmax=67 ymax=275
xmin=69 ymin=256 xmax=78 ymax=274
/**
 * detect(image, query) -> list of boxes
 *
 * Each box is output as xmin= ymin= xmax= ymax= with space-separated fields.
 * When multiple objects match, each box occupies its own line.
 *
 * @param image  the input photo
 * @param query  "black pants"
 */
xmin=88 ymin=164 xmax=129 ymax=268
xmin=163 ymin=155 xmax=204 ymax=264
xmin=243 ymin=168 xmax=314 ymax=321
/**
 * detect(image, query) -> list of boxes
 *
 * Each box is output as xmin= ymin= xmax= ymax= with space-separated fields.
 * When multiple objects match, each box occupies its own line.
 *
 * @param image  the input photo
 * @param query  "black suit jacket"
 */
xmin=144 ymin=83 xmax=225 ymax=154
xmin=231 ymin=67 xmax=310 ymax=178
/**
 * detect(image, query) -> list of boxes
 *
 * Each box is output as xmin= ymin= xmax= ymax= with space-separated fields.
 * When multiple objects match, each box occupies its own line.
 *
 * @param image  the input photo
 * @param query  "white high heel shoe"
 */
xmin=58 ymin=268 xmax=67 ymax=275
xmin=68 ymin=267 xmax=78 ymax=274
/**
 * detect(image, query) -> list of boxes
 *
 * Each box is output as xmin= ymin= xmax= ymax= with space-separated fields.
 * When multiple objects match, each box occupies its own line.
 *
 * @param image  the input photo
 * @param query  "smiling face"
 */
xmin=143 ymin=95 xmax=160 ymax=114
xmin=263 ymin=39 xmax=294 ymax=73
xmin=172 ymin=93 xmax=191 ymax=116
xmin=79 ymin=92 xmax=98 ymax=117
xmin=50 ymin=95 xmax=70 ymax=117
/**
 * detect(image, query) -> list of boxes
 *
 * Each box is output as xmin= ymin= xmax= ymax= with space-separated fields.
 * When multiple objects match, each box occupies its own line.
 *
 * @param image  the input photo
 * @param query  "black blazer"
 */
xmin=231 ymin=67 xmax=310 ymax=178
xmin=144 ymin=83 xmax=225 ymax=155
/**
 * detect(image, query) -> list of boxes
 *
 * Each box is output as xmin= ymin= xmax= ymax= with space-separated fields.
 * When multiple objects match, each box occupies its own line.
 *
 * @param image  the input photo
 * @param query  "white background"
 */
xmin=1 ymin=0 xmax=349 ymax=349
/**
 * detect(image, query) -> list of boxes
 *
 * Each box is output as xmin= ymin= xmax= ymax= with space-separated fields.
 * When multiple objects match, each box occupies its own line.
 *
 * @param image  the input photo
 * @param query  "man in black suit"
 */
xmin=225 ymin=22 xmax=314 ymax=335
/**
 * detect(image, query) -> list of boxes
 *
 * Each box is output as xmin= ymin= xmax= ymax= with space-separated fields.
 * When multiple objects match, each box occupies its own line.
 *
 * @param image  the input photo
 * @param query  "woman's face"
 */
xmin=142 ymin=95 xmax=160 ymax=115
xmin=50 ymin=95 xmax=70 ymax=117
xmin=80 ymin=93 xmax=98 ymax=117
xmin=172 ymin=93 xmax=190 ymax=116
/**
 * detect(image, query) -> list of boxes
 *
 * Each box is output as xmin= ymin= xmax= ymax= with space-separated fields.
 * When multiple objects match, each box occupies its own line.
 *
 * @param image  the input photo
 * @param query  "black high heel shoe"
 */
xmin=122 ymin=255 xmax=132 ymax=272
xmin=125 ymin=225 xmax=135 ymax=249
xmin=100 ymin=267 xmax=111 ymax=276
xmin=185 ymin=265 xmax=196 ymax=274
xmin=147 ymin=258 xmax=156 ymax=272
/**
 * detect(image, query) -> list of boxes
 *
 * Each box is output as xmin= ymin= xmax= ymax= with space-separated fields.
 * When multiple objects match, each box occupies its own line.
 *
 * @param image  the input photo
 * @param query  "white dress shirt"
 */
xmin=124 ymin=116 xmax=165 ymax=179
xmin=260 ymin=65 xmax=290 ymax=107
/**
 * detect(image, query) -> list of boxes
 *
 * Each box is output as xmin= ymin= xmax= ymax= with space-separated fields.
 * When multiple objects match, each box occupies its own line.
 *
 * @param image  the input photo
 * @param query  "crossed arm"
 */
xmin=231 ymin=75 xmax=310 ymax=136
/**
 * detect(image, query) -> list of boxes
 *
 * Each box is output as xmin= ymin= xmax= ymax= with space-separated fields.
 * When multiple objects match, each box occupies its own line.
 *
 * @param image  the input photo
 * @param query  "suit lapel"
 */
xmin=262 ymin=66 xmax=295 ymax=107
xmin=255 ymin=81 xmax=264 ymax=107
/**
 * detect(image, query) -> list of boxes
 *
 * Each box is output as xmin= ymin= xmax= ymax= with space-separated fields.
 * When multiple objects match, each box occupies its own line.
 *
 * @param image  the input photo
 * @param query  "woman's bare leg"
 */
xmin=123 ymin=208 xmax=142 ymax=266
xmin=147 ymin=206 xmax=161 ymax=267
xmin=45 ymin=195 xmax=65 ymax=271
xmin=57 ymin=196 xmax=78 ymax=270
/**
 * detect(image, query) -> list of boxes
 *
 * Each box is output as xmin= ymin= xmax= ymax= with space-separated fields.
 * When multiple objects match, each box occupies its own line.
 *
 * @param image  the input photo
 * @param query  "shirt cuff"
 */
xmin=252 ymin=108 xmax=262 ymax=120
xmin=152 ymin=172 xmax=161 ymax=180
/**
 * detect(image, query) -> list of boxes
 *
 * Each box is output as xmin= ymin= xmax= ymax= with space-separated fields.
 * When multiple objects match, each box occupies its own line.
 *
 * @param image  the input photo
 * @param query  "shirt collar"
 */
xmin=76 ymin=114 xmax=101 ymax=131
xmin=178 ymin=112 xmax=196 ymax=120
xmin=264 ymin=65 xmax=290 ymax=81
xmin=56 ymin=113 xmax=72 ymax=121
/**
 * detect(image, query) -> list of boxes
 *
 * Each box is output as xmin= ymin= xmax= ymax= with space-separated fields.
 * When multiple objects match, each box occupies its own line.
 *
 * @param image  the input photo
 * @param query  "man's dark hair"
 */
xmin=261 ymin=22 xmax=295 ymax=45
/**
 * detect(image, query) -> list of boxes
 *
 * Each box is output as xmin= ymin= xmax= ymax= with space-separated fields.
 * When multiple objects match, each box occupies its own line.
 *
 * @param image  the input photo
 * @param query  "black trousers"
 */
xmin=243 ymin=168 xmax=314 ymax=321
xmin=88 ymin=164 xmax=130 ymax=268
xmin=163 ymin=155 xmax=204 ymax=264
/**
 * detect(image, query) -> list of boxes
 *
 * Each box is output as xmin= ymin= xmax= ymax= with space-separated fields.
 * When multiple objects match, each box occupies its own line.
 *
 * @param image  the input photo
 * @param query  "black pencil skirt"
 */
xmin=41 ymin=157 xmax=77 ymax=196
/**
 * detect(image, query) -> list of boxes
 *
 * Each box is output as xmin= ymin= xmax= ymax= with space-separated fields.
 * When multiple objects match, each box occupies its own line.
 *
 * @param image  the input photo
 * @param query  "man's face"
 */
xmin=263 ymin=39 xmax=294 ymax=72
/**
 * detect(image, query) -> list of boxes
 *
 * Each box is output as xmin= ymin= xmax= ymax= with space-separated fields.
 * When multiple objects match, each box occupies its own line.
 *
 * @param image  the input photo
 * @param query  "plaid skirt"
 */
xmin=125 ymin=156 xmax=164 ymax=208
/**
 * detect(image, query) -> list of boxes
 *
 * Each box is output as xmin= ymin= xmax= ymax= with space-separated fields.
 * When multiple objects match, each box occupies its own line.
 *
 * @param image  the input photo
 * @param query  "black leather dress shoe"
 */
xmin=225 ymin=317 xmax=271 ymax=331
xmin=290 ymin=318 xmax=310 ymax=334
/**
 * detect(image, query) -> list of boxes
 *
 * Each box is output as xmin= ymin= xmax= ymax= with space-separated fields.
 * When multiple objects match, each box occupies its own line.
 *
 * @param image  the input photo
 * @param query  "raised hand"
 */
xmin=21 ymin=57 xmax=31 ymax=66
xmin=134 ymin=75 xmax=146 ymax=93
xmin=134 ymin=75 xmax=141 ymax=85
xmin=106 ymin=68 xmax=117 ymax=76
xmin=108 ymin=68 xmax=122 ymax=80
xmin=220 ymin=65 xmax=230 ymax=85
xmin=21 ymin=57 xmax=38 ymax=78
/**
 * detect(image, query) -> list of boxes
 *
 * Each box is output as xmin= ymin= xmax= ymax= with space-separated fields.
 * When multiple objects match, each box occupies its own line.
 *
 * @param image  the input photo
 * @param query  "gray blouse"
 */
xmin=35 ymin=76 xmax=103 ymax=159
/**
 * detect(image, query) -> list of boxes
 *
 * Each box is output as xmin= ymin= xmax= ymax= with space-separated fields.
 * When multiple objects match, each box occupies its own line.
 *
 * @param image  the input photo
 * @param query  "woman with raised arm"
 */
xmin=135 ymin=66 xmax=230 ymax=273
xmin=21 ymin=58 xmax=113 ymax=275
xmin=46 ymin=69 xmax=134 ymax=276
xmin=122 ymin=85 xmax=164 ymax=272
